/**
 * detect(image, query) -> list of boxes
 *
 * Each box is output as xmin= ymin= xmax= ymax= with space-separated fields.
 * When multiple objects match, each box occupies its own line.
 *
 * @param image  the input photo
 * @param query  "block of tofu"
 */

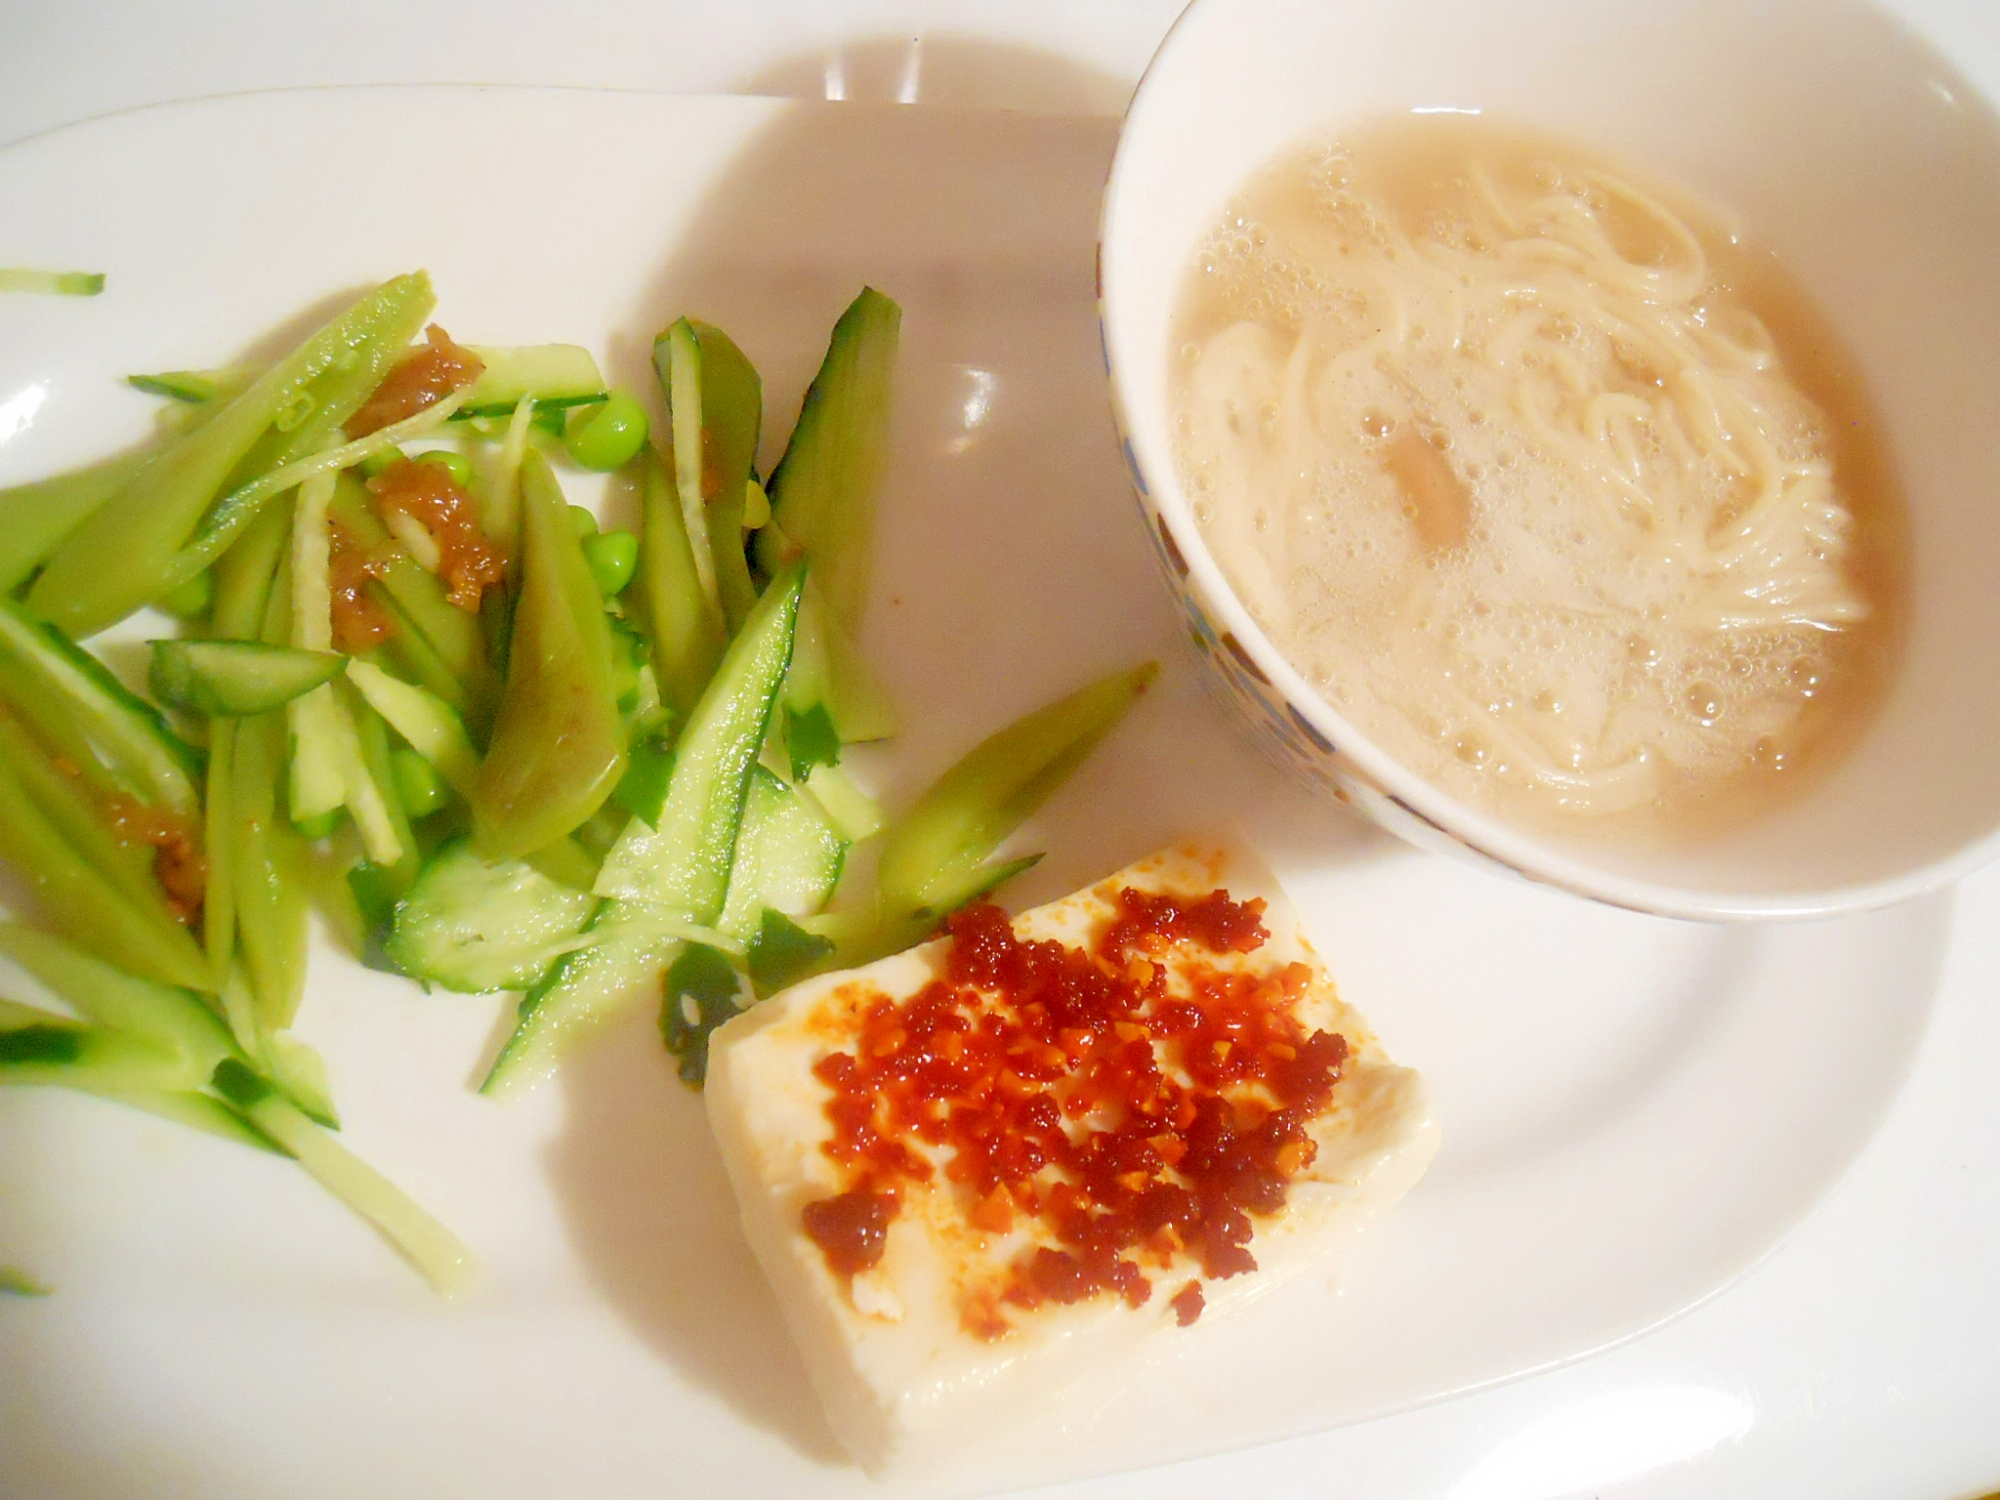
xmin=704 ymin=833 xmax=1439 ymax=1475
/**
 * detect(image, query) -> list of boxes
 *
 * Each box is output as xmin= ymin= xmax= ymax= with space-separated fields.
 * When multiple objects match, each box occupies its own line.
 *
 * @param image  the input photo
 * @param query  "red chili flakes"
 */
xmin=1169 ymin=1280 xmax=1205 ymax=1327
xmin=346 ymin=324 xmax=484 ymax=437
xmin=803 ymin=885 xmax=1349 ymax=1338
xmin=801 ymin=1189 xmax=896 ymax=1278
xmin=365 ymin=458 xmax=507 ymax=612
xmin=104 ymin=797 xmax=206 ymax=925
xmin=328 ymin=518 xmax=397 ymax=652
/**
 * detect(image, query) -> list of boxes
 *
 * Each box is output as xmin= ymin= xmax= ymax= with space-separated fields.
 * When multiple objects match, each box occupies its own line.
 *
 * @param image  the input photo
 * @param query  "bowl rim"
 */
xmin=1097 ymin=0 xmax=2000 ymax=921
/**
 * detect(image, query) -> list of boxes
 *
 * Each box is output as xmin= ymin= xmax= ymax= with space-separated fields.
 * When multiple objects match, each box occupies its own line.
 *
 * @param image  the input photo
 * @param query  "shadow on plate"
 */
xmin=537 ymin=43 xmax=1417 ymax=1465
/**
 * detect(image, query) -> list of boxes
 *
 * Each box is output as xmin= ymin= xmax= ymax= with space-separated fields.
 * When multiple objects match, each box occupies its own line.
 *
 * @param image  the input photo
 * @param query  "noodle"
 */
xmin=1170 ymin=116 xmax=1904 ymax=842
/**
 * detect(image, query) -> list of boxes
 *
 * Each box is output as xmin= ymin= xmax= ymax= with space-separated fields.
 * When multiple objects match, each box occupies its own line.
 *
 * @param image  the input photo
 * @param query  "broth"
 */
xmin=1170 ymin=114 xmax=1907 ymax=845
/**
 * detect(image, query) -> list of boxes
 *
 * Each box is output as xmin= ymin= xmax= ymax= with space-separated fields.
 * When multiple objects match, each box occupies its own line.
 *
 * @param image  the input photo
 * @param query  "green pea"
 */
xmin=390 ymin=747 xmax=449 ymax=818
xmin=583 ymin=529 xmax=639 ymax=597
xmin=568 ymin=504 xmax=599 ymax=539
xmin=358 ymin=445 xmax=406 ymax=479
xmin=415 ymin=448 xmax=474 ymax=488
xmin=294 ymin=808 xmax=344 ymax=841
xmin=563 ymin=390 xmax=649 ymax=472
xmin=157 ymin=570 xmax=214 ymax=621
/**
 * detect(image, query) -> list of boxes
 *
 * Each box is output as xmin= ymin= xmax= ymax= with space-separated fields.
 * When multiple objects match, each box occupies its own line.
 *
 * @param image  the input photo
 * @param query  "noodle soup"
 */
xmin=1169 ymin=115 xmax=1907 ymax=844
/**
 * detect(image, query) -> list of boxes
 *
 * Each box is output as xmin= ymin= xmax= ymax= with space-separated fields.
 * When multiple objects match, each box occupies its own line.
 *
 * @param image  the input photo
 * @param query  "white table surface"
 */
xmin=3 ymin=5 xmax=1997 ymax=1499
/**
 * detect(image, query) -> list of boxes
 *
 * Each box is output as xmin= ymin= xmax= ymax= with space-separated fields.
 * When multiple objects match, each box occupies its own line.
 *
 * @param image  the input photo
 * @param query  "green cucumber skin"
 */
xmin=716 ymin=765 xmax=847 ymax=946
xmin=754 ymin=288 xmax=901 ymax=632
xmin=455 ymin=344 xmax=606 ymax=418
xmin=385 ymin=839 xmax=599 ymax=995
xmin=0 ymin=597 xmax=204 ymax=812
xmin=150 ymin=639 xmax=345 ymax=718
xmin=479 ymin=906 xmax=684 ymax=1096
xmin=593 ymin=562 xmax=806 ymax=920
xmin=876 ymin=662 xmax=1158 ymax=916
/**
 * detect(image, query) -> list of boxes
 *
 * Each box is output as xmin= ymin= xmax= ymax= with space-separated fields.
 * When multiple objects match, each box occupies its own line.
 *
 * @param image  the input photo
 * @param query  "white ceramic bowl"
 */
xmin=1101 ymin=0 xmax=2000 ymax=919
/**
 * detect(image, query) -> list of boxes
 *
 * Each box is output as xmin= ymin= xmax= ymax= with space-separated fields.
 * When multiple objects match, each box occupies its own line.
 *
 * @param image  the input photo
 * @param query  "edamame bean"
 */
xmin=583 ymin=529 xmax=639 ymax=596
xmin=359 ymin=445 xmax=407 ymax=479
xmin=568 ymin=505 xmax=599 ymax=538
xmin=415 ymin=449 xmax=474 ymax=488
xmin=563 ymin=390 xmax=649 ymax=471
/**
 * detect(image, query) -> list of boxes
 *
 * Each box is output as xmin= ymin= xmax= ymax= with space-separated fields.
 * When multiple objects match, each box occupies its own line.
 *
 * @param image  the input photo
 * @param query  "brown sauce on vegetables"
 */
xmin=364 ymin=459 xmax=506 ymax=612
xmin=104 ymin=797 xmax=206 ymax=925
xmin=345 ymin=324 xmax=483 ymax=437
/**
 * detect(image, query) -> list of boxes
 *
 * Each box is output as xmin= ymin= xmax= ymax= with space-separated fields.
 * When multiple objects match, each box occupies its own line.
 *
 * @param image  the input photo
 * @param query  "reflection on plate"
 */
xmin=0 ymin=87 xmax=1948 ymax=1499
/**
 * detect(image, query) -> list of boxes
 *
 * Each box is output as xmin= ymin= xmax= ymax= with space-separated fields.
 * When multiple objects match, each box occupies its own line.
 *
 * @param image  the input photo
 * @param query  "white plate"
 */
xmin=0 ymin=87 xmax=1950 ymax=1499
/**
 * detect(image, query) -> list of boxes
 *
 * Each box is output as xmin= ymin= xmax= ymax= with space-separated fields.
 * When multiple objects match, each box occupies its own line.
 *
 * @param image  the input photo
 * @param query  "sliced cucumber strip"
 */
xmin=876 ymin=661 xmax=1158 ymax=917
xmin=385 ymin=838 xmax=599 ymax=995
xmin=471 ymin=452 xmax=626 ymax=861
xmin=345 ymin=660 xmax=480 ymax=798
xmin=454 ymin=344 xmax=606 ymax=419
xmin=0 ymin=1008 xmax=205 ymax=1093
xmin=149 ymin=639 xmax=344 ymax=718
xmin=594 ymin=562 xmax=805 ymax=918
xmin=0 ymin=597 xmax=202 ymax=815
xmin=0 ymin=268 xmax=102 ymax=296
xmin=0 ymin=923 xmax=234 ymax=1077
xmin=127 ymin=367 xmax=252 ymax=404
xmin=754 ymin=287 xmax=900 ymax=632
xmin=716 ymin=765 xmax=847 ymax=945
xmin=480 ymin=901 xmax=685 ymax=1096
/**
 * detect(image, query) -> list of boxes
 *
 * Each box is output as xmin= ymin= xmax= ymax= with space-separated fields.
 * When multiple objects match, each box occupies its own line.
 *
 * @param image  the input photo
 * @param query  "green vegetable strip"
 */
xmin=801 ymin=760 xmax=884 ymax=842
xmin=216 ymin=1066 xmax=474 ymax=1296
xmin=346 ymin=660 xmax=479 ymax=797
xmin=368 ymin=610 xmax=464 ymax=712
xmin=0 ymin=1018 xmax=203 ymax=1094
xmin=756 ymin=287 xmax=901 ymax=632
xmin=484 ymin=398 xmax=536 ymax=558
xmin=0 ymin=269 xmax=103 ymax=296
xmin=347 ymin=689 xmax=415 ymax=876
xmin=29 ymin=273 xmax=435 ymax=636
xmin=660 ymin=319 xmax=762 ymax=630
xmin=876 ymin=662 xmax=1160 ymax=917
xmin=0 ymin=1266 xmax=52 ymax=1297
xmin=0 ymin=754 xmax=211 ymax=991
xmin=96 ymin=1090 xmax=277 ymax=1152
xmin=470 ymin=453 xmax=626 ymax=861
xmin=204 ymin=720 xmax=238 ymax=978
xmin=291 ymin=467 xmax=336 ymax=652
xmin=636 ymin=450 xmax=726 ymax=717
xmin=480 ymin=907 xmax=685 ymax=1097
xmin=0 ymin=705 xmax=158 ymax=909
xmin=231 ymin=711 xmax=305 ymax=1030
xmin=0 ymin=598 xmax=201 ymax=816
xmin=0 ymin=451 xmax=145 ymax=593
xmin=288 ymin=466 xmax=347 ymax=823
xmin=127 ymin=367 xmax=252 ymax=405
xmin=260 ymin=1030 xmax=339 ymax=1129
xmin=0 ymin=923 xmax=234 ymax=1073
xmin=594 ymin=563 xmax=806 ymax=917
xmin=662 ymin=322 xmax=722 ymax=615
xmin=787 ymin=580 xmax=900 ymax=743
